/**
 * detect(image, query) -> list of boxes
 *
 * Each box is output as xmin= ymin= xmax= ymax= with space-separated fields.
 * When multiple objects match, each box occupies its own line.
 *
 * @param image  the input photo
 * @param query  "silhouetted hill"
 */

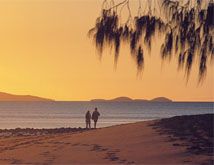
xmin=91 ymin=96 xmax=172 ymax=102
xmin=0 ymin=92 xmax=54 ymax=101
xmin=150 ymin=97 xmax=173 ymax=102
xmin=91 ymin=97 xmax=132 ymax=102
xmin=111 ymin=97 xmax=133 ymax=102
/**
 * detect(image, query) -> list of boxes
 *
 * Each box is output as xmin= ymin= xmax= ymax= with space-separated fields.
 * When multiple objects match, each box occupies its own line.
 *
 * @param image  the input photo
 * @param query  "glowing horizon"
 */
xmin=0 ymin=0 xmax=213 ymax=102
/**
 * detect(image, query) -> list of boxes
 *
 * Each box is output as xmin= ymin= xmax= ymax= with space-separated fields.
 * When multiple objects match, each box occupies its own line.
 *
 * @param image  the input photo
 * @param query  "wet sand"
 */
xmin=0 ymin=114 xmax=213 ymax=164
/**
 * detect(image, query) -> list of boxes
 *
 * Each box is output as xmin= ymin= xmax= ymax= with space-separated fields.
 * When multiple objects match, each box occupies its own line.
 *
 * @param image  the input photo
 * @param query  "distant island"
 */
xmin=0 ymin=92 xmax=172 ymax=102
xmin=0 ymin=92 xmax=54 ymax=101
xmin=150 ymin=97 xmax=173 ymax=102
xmin=91 ymin=96 xmax=172 ymax=102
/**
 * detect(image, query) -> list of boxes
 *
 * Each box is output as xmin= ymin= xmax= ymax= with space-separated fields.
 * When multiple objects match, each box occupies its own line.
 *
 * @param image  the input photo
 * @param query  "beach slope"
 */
xmin=0 ymin=114 xmax=213 ymax=164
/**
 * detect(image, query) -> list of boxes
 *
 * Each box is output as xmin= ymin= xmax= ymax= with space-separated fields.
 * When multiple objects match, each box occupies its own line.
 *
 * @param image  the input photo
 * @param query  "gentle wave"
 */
xmin=0 ymin=101 xmax=213 ymax=129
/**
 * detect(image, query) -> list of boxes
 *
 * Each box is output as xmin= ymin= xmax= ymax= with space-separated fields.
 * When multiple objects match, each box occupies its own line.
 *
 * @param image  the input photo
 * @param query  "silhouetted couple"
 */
xmin=85 ymin=107 xmax=100 ymax=129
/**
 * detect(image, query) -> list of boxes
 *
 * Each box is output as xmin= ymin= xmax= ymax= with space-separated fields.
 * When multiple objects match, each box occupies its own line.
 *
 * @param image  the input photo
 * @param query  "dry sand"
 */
xmin=0 ymin=114 xmax=213 ymax=164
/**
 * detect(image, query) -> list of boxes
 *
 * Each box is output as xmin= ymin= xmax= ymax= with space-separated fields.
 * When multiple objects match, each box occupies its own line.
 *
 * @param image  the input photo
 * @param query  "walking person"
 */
xmin=92 ymin=107 xmax=100 ymax=128
xmin=85 ymin=111 xmax=91 ymax=129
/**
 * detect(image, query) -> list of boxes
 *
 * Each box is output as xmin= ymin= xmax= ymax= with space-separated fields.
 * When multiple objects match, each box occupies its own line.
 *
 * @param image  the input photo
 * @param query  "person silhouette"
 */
xmin=92 ymin=107 xmax=100 ymax=128
xmin=85 ymin=111 xmax=91 ymax=129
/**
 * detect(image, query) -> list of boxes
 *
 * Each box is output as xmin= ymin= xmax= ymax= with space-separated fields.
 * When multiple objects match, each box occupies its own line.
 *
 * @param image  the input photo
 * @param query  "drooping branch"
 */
xmin=89 ymin=0 xmax=214 ymax=82
xmin=106 ymin=0 xmax=128 ymax=11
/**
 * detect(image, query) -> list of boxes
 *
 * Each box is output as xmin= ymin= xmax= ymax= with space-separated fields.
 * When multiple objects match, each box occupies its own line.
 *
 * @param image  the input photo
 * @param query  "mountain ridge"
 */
xmin=91 ymin=96 xmax=172 ymax=102
xmin=0 ymin=92 xmax=54 ymax=101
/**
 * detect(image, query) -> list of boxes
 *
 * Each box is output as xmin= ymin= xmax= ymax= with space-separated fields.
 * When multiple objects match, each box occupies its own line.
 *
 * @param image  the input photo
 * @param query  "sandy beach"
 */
xmin=0 ymin=114 xmax=213 ymax=164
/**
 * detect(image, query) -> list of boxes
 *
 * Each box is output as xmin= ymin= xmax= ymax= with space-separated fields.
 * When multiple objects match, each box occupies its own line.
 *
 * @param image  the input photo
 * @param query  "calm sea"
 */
xmin=0 ymin=101 xmax=213 ymax=129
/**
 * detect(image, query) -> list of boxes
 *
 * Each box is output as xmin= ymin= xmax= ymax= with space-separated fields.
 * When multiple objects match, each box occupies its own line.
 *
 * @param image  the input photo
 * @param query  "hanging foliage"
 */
xmin=89 ymin=0 xmax=214 ymax=82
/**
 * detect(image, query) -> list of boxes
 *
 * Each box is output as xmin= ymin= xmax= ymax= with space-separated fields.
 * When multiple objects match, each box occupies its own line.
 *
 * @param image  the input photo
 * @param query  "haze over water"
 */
xmin=0 ymin=0 xmax=213 ymax=102
xmin=0 ymin=101 xmax=213 ymax=129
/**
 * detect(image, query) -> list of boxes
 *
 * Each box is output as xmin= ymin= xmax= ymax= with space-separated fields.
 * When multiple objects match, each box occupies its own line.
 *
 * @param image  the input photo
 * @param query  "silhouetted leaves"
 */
xmin=89 ymin=0 xmax=214 ymax=82
xmin=137 ymin=46 xmax=144 ymax=71
xmin=161 ymin=31 xmax=173 ymax=59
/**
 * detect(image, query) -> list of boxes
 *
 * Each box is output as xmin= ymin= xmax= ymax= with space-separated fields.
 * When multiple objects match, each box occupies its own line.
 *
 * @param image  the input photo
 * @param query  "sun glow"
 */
xmin=0 ymin=0 xmax=213 ymax=101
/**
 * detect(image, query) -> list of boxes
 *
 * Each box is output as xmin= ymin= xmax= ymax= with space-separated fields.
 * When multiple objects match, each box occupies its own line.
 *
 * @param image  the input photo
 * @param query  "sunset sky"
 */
xmin=0 ymin=0 xmax=213 ymax=101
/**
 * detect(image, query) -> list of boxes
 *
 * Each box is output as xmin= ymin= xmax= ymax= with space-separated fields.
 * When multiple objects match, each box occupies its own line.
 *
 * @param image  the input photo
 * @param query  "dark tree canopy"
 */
xmin=88 ymin=0 xmax=214 ymax=82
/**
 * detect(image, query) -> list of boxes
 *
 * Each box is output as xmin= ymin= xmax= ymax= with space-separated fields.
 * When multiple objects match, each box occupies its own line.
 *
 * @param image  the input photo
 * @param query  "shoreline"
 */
xmin=0 ymin=118 xmax=156 ymax=131
xmin=0 ymin=114 xmax=212 ymax=136
xmin=0 ymin=114 xmax=213 ymax=134
xmin=0 ymin=114 xmax=213 ymax=164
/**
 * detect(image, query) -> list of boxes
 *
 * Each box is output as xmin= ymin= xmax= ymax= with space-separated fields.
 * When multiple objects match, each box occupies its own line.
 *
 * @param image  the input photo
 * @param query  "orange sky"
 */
xmin=0 ymin=0 xmax=213 ymax=101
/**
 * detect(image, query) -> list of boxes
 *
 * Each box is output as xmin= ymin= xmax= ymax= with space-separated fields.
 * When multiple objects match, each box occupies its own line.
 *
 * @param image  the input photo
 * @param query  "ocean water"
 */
xmin=0 ymin=101 xmax=213 ymax=129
